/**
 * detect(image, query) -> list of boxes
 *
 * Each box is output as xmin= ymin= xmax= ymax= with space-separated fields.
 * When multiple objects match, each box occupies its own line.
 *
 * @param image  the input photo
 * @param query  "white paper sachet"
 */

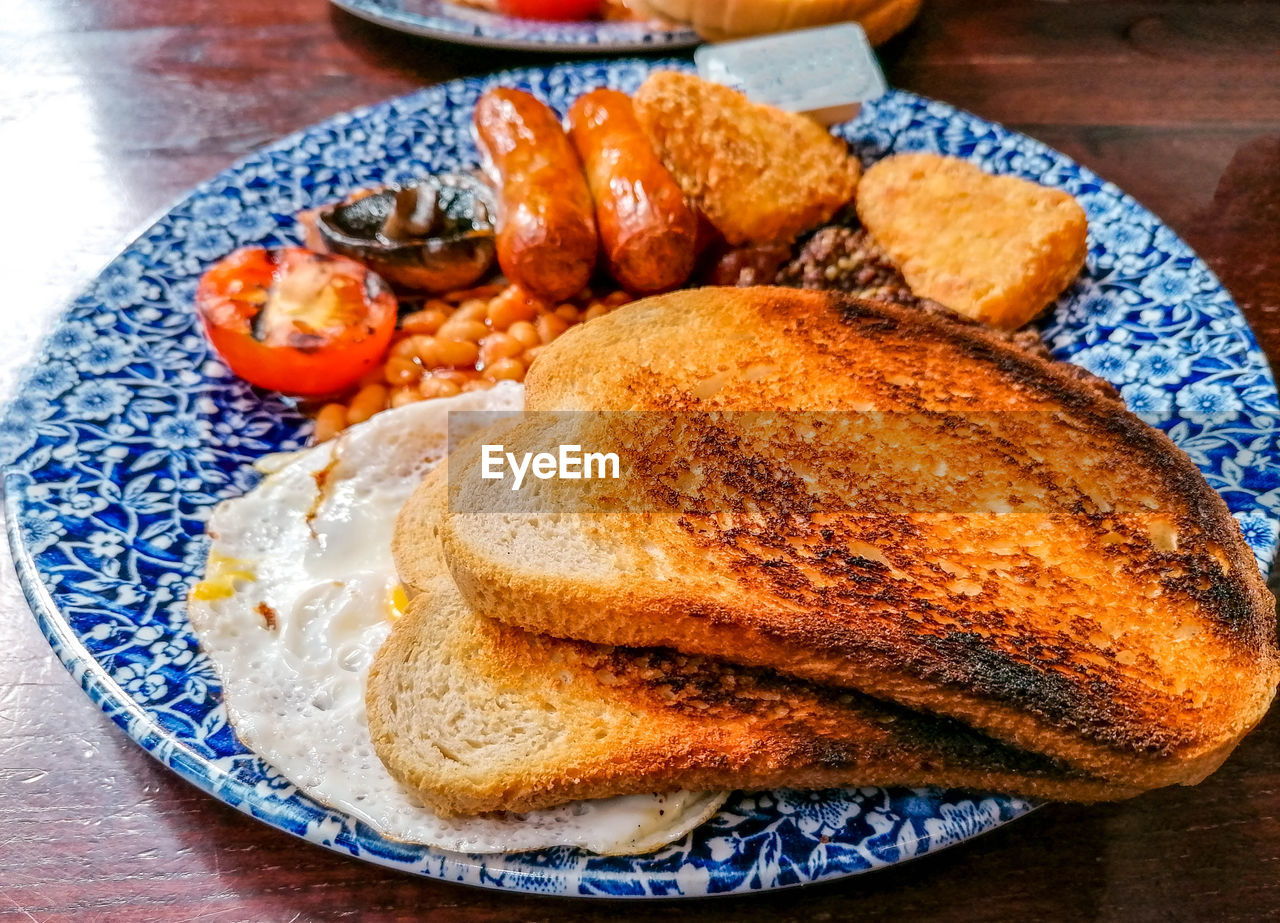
xmin=694 ymin=23 xmax=888 ymax=126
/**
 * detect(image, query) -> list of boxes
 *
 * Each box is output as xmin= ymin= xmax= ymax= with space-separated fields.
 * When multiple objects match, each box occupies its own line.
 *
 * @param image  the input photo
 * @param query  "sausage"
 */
xmin=567 ymin=89 xmax=699 ymax=294
xmin=473 ymin=88 xmax=597 ymax=302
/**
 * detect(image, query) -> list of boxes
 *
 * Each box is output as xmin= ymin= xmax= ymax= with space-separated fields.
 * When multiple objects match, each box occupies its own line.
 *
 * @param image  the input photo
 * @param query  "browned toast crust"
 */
xmin=439 ymin=287 xmax=1279 ymax=788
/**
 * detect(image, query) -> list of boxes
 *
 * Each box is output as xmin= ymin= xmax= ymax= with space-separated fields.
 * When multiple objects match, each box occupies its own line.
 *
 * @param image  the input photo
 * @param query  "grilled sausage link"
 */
xmin=474 ymin=88 xmax=598 ymax=302
xmin=567 ymin=89 xmax=699 ymax=294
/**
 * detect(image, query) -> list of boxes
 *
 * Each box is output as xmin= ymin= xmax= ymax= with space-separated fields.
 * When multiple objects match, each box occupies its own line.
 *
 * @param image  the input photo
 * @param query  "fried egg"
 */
xmin=187 ymin=383 xmax=726 ymax=855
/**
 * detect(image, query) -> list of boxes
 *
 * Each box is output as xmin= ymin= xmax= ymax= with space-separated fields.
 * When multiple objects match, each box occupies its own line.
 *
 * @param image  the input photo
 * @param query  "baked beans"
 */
xmin=310 ymin=283 xmax=631 ymax=441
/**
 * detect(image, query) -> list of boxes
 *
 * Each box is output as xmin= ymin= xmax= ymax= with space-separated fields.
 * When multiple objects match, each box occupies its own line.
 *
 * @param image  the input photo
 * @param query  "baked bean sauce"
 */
xmin=308 ymin=283 xmax=631 ymax=442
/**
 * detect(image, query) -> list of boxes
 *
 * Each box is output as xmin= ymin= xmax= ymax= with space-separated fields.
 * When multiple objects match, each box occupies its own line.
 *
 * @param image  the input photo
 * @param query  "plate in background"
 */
xmin=329 ymin=0 xmax=700 ymax=51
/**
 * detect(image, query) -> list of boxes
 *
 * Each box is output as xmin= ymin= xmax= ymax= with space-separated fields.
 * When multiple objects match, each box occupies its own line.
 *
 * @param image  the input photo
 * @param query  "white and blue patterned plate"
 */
xmin=4 ymin=59 xmax=1279 ymax=898
xmin=329 ymin=0 xmax=700 ymax=51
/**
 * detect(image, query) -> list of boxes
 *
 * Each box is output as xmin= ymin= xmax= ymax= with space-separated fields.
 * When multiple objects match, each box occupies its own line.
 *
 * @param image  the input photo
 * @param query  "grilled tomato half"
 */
xmin=498 ymin=0 xmax=601 ymax=20
xmin=196 ymin=248 xmax=397 ymax=396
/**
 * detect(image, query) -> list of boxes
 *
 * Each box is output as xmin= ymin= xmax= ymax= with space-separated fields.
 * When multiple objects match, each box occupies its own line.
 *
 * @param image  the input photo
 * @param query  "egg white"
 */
xmin=187 ymin=383 xmax=726 ymax=855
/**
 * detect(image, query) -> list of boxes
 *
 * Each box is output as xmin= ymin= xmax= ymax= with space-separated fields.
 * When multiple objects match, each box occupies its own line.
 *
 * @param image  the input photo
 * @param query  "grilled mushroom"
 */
xmin=314 ymin=174 xmax=497 ymax=292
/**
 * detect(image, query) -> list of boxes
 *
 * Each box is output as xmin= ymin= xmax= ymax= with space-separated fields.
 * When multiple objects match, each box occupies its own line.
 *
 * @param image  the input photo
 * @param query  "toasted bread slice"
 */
xmin=856 ymin=153 xmax=1088 ymax=329
xmin=435 ymin=287 xmax=1279 ymax=789
xmin=375 ymin=466 xmax=1135 ymax=816
xmin=633 ymin=71 xmax=861 ymax=246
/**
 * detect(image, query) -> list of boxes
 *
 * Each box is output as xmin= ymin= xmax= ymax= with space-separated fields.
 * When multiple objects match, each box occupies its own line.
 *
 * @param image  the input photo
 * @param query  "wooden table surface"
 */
xmin=3 ymin=1 xmax=1280 ymax=919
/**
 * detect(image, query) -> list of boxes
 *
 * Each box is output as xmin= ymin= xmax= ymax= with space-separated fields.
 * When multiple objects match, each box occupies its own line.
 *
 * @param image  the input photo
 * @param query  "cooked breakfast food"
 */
xmin=185 ymin=71 xmax=1277 ymax=856
xmin=197 ymin=72 xmax=1092 ymax=438
xmin=310 ymin=283 xmax=632 ymax=442
xmin=452 ymin=0 xmax=609 ymax=19
xmin=195 ymin=247 xmax=398 ymax=396
xmin=310 ymin=174 xmax=497 ymax=293
xmin=439 ymin=287 xmax=1279 ymax=790
xmin=567 ymin=89 xmax=700 ymax=293
xmin=856 ymin=152 xmax=1089 ymax=329
xmin=775 ymin=219 xmax=916 ymax=302
xmin=188 ymin=382 xmax=730 ymax=854
xmin=623 ymin=0 xmax=921 ymax=43
xmin=371 ymin=464 xmax=1139 ymax=817
xmin=633 ymin=71 xmax=862 ymax=246
xmin=474 ymin=88 xmax=599 ymax=301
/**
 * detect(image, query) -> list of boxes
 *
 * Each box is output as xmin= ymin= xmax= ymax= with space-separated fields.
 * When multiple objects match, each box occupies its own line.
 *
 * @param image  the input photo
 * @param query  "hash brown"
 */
xmin=634 ymin=71 xmax=861 ymax=246
xmin=856 ymin=153 xmax=1088 ymax=329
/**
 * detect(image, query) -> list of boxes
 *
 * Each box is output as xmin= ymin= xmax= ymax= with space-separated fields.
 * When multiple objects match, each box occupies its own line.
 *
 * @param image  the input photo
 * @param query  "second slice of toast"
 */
xmin=372 ymin=466 xmax=1135 ymax=816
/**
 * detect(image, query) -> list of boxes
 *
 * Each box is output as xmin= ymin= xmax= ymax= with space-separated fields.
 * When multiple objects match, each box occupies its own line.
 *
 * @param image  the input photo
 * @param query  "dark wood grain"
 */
xmin=3 ymin=1 xmax=1280 ymax=919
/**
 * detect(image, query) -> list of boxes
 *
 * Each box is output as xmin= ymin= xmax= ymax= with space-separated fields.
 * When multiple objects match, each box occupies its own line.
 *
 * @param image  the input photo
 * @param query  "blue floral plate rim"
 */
xmin=3 ymin=58 xmax=1277 ymax=898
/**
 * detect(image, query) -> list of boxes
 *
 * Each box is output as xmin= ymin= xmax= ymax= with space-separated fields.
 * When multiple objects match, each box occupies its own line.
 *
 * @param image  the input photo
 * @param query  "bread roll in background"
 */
xmin=628 ymin=0 xmax=922 ymax=44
